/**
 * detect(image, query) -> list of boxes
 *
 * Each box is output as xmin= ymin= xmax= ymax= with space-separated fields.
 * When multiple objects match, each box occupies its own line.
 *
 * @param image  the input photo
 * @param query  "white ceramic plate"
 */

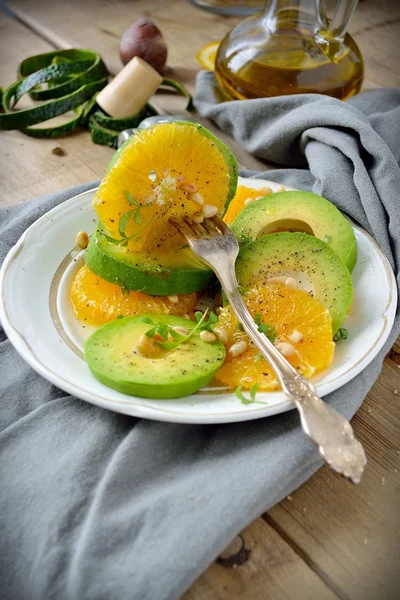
xmin=0 ymin=178 xmax=397 ymax=424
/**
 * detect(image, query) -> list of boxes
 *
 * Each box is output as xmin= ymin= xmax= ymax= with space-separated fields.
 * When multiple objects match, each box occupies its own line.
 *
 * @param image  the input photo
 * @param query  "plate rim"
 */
xmin=0 ymin=180 xmax=397 ymax=424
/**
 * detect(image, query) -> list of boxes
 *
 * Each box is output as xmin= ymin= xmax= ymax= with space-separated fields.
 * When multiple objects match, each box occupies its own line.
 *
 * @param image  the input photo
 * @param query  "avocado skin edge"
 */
xmin=85 ymin=225 xmax=216 ymax=296
xmin=84 ymin=314 xmax=226 ymax=399
xmin=85 ymin=366 xmax=221 ymax=399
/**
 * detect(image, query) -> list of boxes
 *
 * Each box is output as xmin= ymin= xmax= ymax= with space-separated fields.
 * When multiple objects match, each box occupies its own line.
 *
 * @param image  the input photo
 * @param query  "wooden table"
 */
xmin=1 ymin=1 xmax=399 ymax=598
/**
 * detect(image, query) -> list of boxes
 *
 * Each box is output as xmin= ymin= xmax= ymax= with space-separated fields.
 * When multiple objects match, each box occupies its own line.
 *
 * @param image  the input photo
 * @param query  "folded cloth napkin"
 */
xmin=1 ymin=79 xmax=400 ymax=600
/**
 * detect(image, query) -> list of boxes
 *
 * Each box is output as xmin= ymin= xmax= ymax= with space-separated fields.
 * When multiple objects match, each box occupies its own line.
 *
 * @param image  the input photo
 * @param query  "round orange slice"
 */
xmin=92 ymin=121 xmax=238 ymax=254
xmin=197 ymin=41 xmax=220 ymax=71
xmin=216 ymin=284 xmax=335 ymax=390
xmin=70 ymin=265 xmax=197 ymax=326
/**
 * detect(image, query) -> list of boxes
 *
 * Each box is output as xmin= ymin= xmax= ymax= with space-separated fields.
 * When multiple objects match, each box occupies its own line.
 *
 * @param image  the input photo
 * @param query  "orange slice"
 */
xmin=70 ymin=265 xmax=197 ymax=326
xmin=197 ymin=41 xmax=220 ymax=71
xmin=93 ymin=122 xmax=238 ymax=254
xmin=223 ymin=185 xmax=274 ymax=225
xmin=216 ymin=285 xmax=335 ymax=390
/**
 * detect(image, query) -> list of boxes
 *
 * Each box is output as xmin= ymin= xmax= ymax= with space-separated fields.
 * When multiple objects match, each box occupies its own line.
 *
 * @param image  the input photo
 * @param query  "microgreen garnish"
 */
xmin=334 ymin=327 xmax=348 ymax=342
xmin=253 ymin=313 xmax=277 ymax=342
xmin=237 ymin=285 xmax=247 ymax=295
xmin=139 ymin=309 xmax=219 ymax=352
xmin=195 ymin=310 xmax=219 ymax=332
xmin=100 ymin=190 xmax=153 ymax=246
xmin=237 ymin=314 xmax=276 ymax=342
xmin=124 ymin=190 xmax=140 ymax=207
xmin=238 ymin=233 xmax=253 ymax=246
xmin=235 ymin=384 xmax=267 ymax=405
xmin=257 ymin=323 xmax=277 ymax=342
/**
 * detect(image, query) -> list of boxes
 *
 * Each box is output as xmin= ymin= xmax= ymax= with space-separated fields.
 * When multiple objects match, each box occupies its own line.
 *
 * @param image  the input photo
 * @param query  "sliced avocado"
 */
xmin=231 ymin=191 xmax=357 ymax=272
xmin=85 ymin=314 xmax=226 ymax=399
xmin=236 ymin=232 xmax=353 ymax=334
xmin=85 ymin=222 xmax=215 ymax=295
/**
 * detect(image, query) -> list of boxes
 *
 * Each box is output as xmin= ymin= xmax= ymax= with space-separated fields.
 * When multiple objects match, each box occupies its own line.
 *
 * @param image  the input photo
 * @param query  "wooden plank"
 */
xmin=7 ymin=0 xmax=400 ymax=92
xmin=266 ymin=352 xmax=400 ymax=600
xmin=0 ymin=13 xmax=114 ymax=206
xmin=183 ymin=518 xmax=338 ymax=600
xmin=7 ymin=0 xmax=240 ymax=79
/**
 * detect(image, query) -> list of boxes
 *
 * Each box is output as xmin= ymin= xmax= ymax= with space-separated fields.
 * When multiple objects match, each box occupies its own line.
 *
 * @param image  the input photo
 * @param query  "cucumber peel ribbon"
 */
xmin=0 ymin=49 xmax=194 ymax=148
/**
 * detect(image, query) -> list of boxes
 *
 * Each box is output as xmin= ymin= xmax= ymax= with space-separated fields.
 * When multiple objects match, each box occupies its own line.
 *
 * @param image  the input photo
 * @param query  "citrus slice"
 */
xmin=92 ymin=121 xmax=238 ymax=253
xmin=216 ymin=285 xmax=335 ymax=390
xmin=197 ymin=41 xmax=220 ymax=71
xmin=223 ymin=184 xmax=274 ymax=225
xmin=70 ymin=265 xmax=197 ymax=326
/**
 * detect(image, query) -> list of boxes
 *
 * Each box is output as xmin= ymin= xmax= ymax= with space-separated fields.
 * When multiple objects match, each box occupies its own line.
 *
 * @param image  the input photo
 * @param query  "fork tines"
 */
xmin=170 ymin=215 xmax=227 ymax=240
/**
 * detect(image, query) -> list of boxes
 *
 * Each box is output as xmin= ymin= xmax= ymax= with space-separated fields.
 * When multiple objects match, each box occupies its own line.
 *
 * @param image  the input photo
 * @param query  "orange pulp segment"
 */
xmin=70 ymin=265 xmax=197 ymax=326
xmin=93 ymin=122 xmax=237 ymax=254
xmin=223 ymin=185 xmax=273 ymax=225
xmin=216 ymin=285 xmax=335 ymax=390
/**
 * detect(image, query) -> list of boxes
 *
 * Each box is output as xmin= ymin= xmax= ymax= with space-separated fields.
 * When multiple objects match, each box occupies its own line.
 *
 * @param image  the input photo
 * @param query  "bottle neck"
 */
xmin=262 ymin=0 xmax=319 ymax=32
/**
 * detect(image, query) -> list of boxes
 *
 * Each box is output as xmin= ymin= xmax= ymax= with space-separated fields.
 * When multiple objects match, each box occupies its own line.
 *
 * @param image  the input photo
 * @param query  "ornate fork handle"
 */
xmin=219 ymin=265 xmax=367 ymax=484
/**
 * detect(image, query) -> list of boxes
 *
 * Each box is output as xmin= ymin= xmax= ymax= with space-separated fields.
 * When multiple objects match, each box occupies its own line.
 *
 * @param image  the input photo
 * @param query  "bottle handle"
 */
xmin=324 ymin=0 xmax=359 ymax=41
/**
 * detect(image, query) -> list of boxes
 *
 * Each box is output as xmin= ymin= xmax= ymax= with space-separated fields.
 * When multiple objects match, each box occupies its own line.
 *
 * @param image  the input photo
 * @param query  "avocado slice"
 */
xmin=85 ymin=315 xmax=226 ymax=399
xmin=231 ymin=191 xmax=357 ymax=272
xmin=236 ymin=232 xmax=353 ymax=334
xmin=85 ymin=222 xmax=215 ymax=295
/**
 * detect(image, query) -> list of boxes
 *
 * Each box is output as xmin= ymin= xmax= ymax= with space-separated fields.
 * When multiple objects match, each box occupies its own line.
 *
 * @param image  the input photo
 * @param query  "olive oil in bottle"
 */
xmin=215 ymin=0 xmax=364 ymax=100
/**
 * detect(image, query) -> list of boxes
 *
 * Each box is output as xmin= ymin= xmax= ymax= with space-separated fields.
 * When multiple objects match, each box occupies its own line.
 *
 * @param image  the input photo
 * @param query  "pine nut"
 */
xmin=228 ymin=340 xmax=248 ymax=358
xmin=168 ymin=295 xmax=179 ymax=304
xmin=285 ymin=277 xmax=298 ymax=289
xmin=200 ymin=330 xmax=217 ymax=343
xmin=275 ymin=342 xmax=295 ymax=357
xmin=288 ymin=329 xmax=303 ymax=343
xmin=213 ymin=326 xmax=229 ymax=345
xmin=182 ymin=313 xmax=192 ymax=320
xmin=202 ymin=204 xmax=218 ymax=218
xmin=275 ymin=185 xmax=286 ymax=193
xmin=244 ymin=198 xmax=255 ymax=207
xmin=191 ymin=192 xmax=204 ymax=206
xmin=179 ymin=182 xmax=198 ymax=193
xmin=172 ymin=326 xmax=190 ymax=336
xmin=76 ymin=231 xmax=89 ymax=249
xmin=192 ymin=212 xmax=204 ymax=224
xmin=258 ymin=186 xmax=273 ymax=196
xmin=137 ymin=334 xmax=159 ymax=357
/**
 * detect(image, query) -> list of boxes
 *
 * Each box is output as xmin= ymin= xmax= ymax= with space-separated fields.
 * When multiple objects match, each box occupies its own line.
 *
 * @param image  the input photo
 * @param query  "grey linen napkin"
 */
xmin=1 ymin=80 xmax=400 ymax=600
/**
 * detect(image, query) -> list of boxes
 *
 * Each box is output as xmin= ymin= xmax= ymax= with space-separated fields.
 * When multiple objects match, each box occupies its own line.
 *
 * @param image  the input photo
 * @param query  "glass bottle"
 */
xmin=215 ymin=0 xmax=364 ymax=100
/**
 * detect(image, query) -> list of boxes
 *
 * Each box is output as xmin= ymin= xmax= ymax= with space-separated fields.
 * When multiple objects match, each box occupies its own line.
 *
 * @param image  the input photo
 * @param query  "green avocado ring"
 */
xmin=85 ymin=222 xmax=216 ymax=295
xmin=231 ymin=190 xmax=357 ymax=272
xmin=84 ymin=314 xmax=226 ymax=399
xmin=236 ymin=231 xmax=353 ymax=334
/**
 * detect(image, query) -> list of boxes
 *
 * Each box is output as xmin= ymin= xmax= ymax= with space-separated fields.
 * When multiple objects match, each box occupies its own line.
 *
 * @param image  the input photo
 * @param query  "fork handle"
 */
xmin=218 ymin=266 xmax=366 ymax=483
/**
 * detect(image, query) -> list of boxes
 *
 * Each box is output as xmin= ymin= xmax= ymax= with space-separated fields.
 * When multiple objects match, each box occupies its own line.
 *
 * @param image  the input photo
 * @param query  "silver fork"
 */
xmin=170 ymin=215 xmax=367 ymax=484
